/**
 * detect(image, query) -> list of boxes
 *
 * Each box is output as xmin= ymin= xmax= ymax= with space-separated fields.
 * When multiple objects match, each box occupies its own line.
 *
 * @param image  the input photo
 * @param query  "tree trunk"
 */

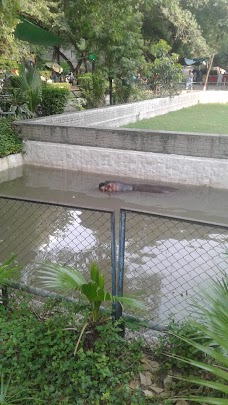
xmin=75 ymin=52 xmax=87 ymax=76
xmin=75 ymin=57 xmax=83 ymax=76
xmin=53 ymin=46 xmax=60 ymax=64
xmin=203 ymin=53 xmax=214 ymax=91
xmin=56 ymin=48 xmax=75 ymax=72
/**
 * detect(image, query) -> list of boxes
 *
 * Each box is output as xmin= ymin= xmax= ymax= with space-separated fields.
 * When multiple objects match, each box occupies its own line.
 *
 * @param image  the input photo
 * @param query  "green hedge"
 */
xmin=40 ymin=84 xmax=70 ymax=116
xmin=0 ymin=118 xmax=22 ymax=157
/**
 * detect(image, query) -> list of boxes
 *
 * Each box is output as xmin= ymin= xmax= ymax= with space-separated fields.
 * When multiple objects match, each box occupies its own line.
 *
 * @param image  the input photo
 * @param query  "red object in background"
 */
xmin=11 ymin=69 xmax=19 ymax=75
xmin=208 ymin=74 xmax=228 ymax=83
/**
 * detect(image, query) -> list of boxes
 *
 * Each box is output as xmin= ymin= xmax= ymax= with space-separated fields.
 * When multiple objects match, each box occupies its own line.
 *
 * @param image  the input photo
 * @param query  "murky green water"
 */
xmin=1 ymin=165 xmax=228 ymax=324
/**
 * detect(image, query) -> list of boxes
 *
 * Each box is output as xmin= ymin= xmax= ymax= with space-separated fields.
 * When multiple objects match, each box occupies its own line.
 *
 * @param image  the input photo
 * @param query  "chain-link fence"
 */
xmin=1 ymin=197 xmax=228 ymax=334
xmin=118 ymin=209 xmax=228 ymax=328
xmin=0 ymin=196 xmax=116 ymax=299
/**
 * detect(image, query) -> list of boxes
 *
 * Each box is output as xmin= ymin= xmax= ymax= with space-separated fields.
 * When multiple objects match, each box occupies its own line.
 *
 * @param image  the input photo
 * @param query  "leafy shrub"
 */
xmin=38 ymin=69 xmax=51 ymax=80
xmin=169 ymin=273 xmax=228 ymax=404
xmin=78 ymin=72 xmax=106 ymax=108
xmin=155 ymin=321 xmax=207 ymax=372
xmin=113 ymin=78 xmax=134 ymax=104
xmin=0 ymin=118 xmax=22 ymax=157
xmin=1 ymin=64 xmax=42 ymax=118
xmin=0 ymin=58 xmax=18 ymax=71
xmin=40 ymin=84 xmax=70 ymax=116
xmin=0 ymin=300 xmax=149 ymax=404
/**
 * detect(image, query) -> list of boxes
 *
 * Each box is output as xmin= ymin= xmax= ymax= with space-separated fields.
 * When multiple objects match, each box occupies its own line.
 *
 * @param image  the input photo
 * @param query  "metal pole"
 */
xmin=110 ymin=211 xmax=117 ymax=316
xmin=116 ymin=209 xmax=126 ymax=320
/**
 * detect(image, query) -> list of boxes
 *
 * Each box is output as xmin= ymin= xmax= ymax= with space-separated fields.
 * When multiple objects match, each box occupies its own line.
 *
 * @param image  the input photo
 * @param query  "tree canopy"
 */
xmin=0 ymin=0 xmax=227 ymax=73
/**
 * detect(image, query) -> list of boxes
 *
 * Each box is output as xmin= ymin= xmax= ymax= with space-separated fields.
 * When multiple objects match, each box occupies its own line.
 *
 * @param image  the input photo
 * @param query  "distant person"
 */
xmin=52 ymin=71 xmax=58 ymax=83
xmin=192 ymin=68 xmax=197 ymax=82
xmin=217 ymin=69 xmax=223 ymax=86
xmin=66 ymin=72 xmax=74 ymax=85
xmin=198 ymin=69 xmax=203 ymax=84
xmin=186 ymin=70 xmax=193 ymax=90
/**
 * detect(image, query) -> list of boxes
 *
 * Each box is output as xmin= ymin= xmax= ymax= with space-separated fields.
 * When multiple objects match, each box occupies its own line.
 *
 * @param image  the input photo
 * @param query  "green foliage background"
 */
xmin=78 ymin=72 xmax=106 ymax=108
xmin=0 ymin=118 xmax=22 ymax=157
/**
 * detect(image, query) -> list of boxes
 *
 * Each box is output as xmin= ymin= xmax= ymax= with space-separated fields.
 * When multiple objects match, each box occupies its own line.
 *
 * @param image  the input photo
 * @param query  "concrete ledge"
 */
xmin=23 ymin=142 xmax=228 ymax=189
xmin=14 ymin=91 xmax=201 ymax=129
xmin=15 ymin=126 xmax=228 ymax=159
xmin=14 ymin=91 xmax=228 ymax=131
xmin=13 ymin=90 xmax=228 ymax=160
xmin=14 ymin=90 xmax=228 ymax=189
xmin=0 ymin=153 xmax=23 ymax=173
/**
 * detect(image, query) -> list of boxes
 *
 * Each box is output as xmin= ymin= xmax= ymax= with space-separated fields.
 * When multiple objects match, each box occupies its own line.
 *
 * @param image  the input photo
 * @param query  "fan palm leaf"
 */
xmin=20 ymin=64 xmax=42 ymax=113
xmin=39 ymin=262 xmax=145 ymax=319
xmin=169 ymin=272 xmax=228 ymax=404
xmin=0 ymin=255 xmax=21 ymax=286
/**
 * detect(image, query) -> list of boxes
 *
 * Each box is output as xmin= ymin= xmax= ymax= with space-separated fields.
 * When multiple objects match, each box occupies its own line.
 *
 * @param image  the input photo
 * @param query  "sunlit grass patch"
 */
xmin=123 ymin=103 xmax=228 ymax=134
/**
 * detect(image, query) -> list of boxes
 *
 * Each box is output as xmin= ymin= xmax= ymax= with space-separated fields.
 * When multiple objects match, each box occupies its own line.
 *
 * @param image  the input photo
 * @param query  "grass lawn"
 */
xmin=123 ymin=103 xmax=228 ymax=134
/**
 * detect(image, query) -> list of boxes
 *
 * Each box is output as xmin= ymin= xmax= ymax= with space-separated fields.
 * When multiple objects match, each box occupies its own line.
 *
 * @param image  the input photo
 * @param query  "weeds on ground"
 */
xmin=0 ymin=297 xmax=151 ymax=404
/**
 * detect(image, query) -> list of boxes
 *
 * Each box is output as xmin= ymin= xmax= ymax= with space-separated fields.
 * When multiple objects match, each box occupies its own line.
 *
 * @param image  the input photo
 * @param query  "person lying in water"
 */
xmin=99 ymin=181 xmax=177 ymax=193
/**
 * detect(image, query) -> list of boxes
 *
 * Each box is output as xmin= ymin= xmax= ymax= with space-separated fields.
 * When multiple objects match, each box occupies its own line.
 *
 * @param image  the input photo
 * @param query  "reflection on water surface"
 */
xmin=0 ymin=165 xmax=228 ymax=323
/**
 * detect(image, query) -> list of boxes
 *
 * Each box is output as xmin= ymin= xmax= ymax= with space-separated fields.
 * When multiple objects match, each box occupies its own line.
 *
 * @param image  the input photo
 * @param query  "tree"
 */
xmin=158 ymin=0 xmax=208 ymax=56
xmin=0 ymin=0 xmax=21 ymax=57
xmin=0 ymin=0 xmax=62 ymax=59
xmin=184 ymin=0 xmax=228 ymax=88
xmin=94 ymin=0 xmax=146 ymax=104
xmin=64 ymin=0 xmax=146 ymax=103
xmin=214 ymin=39 xmax=228 ymax=70
xmin=136 ymin=0 xmax=208 ymax=62
xmin=153 ymin=0 xmax=228 ymax=89
xmin=150 ymin=39 xmax=183 ymax=96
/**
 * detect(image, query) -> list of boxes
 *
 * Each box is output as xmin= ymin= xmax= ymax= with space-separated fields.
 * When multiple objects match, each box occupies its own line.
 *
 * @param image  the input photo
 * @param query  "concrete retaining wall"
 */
xmin=0 ymin=153 xmax=23 ymax=175
xmin=14 ymin=90 xmax=228 ymax=189
xmin=15 ymin=91 xmax=201 ymax=129
xmin=17 ymin=127 xmax=228 ymax=160
xmin=23 ymin=142 xmax=228 ymax=189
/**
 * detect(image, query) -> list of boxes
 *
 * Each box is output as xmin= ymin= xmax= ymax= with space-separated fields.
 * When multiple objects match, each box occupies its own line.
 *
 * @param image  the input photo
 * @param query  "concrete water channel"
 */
xmin=1 ymin=165 xmax=228 ymax=325
xmin=1 ymin=91 xmax=228 ymax=326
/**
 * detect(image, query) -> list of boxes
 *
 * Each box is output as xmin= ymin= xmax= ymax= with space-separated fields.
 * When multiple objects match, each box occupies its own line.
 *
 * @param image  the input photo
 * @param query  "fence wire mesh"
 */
xmin=119 ymin=209 xmax=228 ymax=326
xmin=0 ymin=197 xmax=115 ymax=296
xmin=1 ymin=196 xmax=228 ymax=334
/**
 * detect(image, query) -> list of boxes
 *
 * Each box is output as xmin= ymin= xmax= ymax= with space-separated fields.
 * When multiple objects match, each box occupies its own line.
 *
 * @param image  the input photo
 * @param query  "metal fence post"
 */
xmin=110 ymin=211 xmax=117 ymax=316
xmin=116 ymin=209 xmax=126 ymax=321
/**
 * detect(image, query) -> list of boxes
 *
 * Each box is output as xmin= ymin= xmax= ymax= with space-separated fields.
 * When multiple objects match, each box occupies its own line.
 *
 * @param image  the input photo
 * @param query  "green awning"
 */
xmin=179 ymin=57 xmax=208 ymax=66
xmin=14 ymin=17 xmax=62 ymax=46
